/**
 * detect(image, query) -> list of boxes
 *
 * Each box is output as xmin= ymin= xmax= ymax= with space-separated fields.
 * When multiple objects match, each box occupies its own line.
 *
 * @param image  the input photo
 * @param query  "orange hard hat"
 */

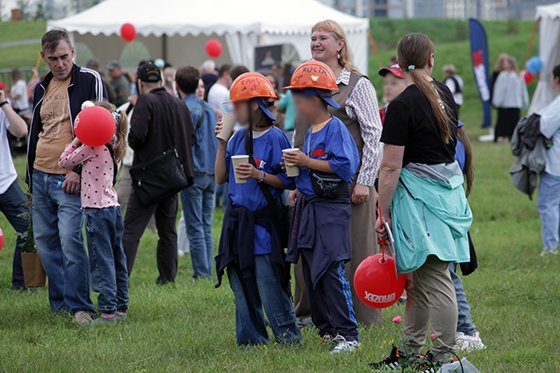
xmin=284 ymin=60 xmax=338 ymax=91
xmin=229 ymin=72 xmax=277 ymax=103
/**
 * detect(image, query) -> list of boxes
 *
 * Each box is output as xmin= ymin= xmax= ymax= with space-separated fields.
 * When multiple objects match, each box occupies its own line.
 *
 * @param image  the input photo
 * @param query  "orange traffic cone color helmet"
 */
xmin=229 ymin=72 xmax=277 ymax=103
xmin=285 ymin=60 xmax=340 ymax=109
xmin=284 ymin=60 xmax=338 ymax=92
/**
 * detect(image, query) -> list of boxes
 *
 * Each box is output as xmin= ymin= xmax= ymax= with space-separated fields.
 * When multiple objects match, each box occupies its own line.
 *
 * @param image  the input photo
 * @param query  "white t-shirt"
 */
xmin=540 ymin=95 xmax=560 ymax=177
xmin=444 ymin=75 xmax=464 ymax=106
xmin=0 ymin=110 xmax=18 ymax=194
xmin=10 ymin=79 xmax=29 ymax=111
xmin=207 ymin=83 xmax=231 ymax=113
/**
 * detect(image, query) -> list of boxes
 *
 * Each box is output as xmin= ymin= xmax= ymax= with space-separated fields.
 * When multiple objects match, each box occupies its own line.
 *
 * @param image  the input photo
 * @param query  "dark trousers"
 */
xmin=123 ymin=190 xmax=178 ymax=284
xmin=301 ymin=249 xmax=359 ymax=341
xmin=0 ymin=181 xmax=29 ymax=288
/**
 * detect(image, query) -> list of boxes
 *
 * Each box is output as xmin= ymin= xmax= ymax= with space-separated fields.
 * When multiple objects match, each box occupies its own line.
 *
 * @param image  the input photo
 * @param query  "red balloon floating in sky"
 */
xmin=205 ymin=39 xmax=222 ymax=58
xmin=74 ymin=106 xmax=116 ymax=147
xmin=121 ymin=23 xmax=137 ymax=42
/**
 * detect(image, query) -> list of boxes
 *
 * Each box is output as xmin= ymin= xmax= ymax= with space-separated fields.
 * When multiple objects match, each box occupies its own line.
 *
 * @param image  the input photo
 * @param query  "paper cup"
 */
xmin=217 ymin=112 xmax=235 ymax=142
xmin=282 ymin=148 xmax=300 ymax=177
xmin=231 ymin=155 xmax=249 ymax=184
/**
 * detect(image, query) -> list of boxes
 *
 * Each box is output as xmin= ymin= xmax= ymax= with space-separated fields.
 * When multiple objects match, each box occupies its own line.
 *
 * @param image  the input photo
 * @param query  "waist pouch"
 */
xmin=310 ymin=171 xmax=346 ymax=199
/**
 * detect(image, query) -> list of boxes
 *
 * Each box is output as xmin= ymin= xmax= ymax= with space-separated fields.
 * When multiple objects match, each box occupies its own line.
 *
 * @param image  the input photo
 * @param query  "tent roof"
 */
xmin=48 ymin=0 xmax=368 ymax=37
xmin=536 ymin=2 xmax=560 ymax=19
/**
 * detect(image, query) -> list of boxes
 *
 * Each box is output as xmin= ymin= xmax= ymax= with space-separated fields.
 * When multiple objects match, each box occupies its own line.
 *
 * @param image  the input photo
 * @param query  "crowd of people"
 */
xmin=1 ymin=18 xmax=559 ymax=371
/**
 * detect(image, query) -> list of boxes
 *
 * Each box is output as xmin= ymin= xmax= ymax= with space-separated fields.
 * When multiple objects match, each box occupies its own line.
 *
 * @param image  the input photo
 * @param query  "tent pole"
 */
xmin=162 ymin=33 xmax=168 ymax=60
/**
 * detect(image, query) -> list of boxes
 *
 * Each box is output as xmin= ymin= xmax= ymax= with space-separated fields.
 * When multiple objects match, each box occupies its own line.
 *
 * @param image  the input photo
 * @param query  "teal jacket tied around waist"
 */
xmin=391 ymin=162 xmax=472 ymax=274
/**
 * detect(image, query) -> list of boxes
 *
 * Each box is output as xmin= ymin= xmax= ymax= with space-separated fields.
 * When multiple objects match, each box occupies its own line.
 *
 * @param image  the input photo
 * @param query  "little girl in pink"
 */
xmin=59 ymin=101 xmax=129 ymax=323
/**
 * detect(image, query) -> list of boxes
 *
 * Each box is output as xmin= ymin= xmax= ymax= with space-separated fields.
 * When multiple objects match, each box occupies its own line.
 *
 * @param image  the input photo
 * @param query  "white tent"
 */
xmin=529 ymin=2 xmax=560 ymax=113
xmin=48 ymin=0 xmax=369 ymax=74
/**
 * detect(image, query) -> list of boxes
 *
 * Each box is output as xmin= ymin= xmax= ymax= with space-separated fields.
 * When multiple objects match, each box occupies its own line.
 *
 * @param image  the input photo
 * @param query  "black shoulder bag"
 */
xmin=129 ymin=100 xmax=191 ymax=206
xmin=245 ymin=129 xmax=291 ymax=248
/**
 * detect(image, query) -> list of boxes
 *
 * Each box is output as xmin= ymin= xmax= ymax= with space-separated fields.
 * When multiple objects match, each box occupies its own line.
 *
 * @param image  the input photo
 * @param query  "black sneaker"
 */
xmin=369 ymin=345 xmax=407 ymax=370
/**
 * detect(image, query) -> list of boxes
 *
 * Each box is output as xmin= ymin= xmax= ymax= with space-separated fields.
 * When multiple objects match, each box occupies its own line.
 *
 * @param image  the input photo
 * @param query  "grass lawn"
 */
xmin=0 ymin=18 xmax=559 ymax=373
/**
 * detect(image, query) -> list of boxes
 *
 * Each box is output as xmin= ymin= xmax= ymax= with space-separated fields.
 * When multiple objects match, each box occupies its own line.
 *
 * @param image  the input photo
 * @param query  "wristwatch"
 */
xmin=0 ymin=101 xmax=8 ymax=108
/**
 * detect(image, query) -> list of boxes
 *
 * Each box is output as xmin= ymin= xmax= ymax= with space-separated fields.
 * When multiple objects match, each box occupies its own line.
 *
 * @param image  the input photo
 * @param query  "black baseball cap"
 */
xmin=137 ymin=62 xmax=162 ymax=83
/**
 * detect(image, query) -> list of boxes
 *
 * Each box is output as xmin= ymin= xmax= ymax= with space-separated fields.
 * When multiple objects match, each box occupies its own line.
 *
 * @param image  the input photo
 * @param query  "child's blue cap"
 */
xmin=291 ymin=88 xmax=340 ymax=109
xmin=253 ymin=98 xmax=277 ymax=122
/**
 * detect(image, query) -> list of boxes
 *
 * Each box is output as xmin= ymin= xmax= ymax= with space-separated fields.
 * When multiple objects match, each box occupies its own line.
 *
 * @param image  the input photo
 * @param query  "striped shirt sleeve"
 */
xmin=345 ymin=77 xmax=383 ymax=186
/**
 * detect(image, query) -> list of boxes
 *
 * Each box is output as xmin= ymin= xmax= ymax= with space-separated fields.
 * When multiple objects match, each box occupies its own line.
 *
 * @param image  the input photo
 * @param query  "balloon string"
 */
xmin=377 ymin=206 xmax=385 ymax=260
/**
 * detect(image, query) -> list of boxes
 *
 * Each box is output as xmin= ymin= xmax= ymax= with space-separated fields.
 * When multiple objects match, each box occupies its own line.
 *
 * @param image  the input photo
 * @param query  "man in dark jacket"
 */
xmin=27 ymin=29 xmax=106 ymax=325
xmin=123 ymin=62 xmax=195 ymax=284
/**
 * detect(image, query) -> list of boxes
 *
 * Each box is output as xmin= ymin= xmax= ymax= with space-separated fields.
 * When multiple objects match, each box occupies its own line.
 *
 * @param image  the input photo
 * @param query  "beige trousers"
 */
xmin=403 ymin=255 xmax=457 ymax=359
xmin=294 ymin=187 xmax=381 ymax=326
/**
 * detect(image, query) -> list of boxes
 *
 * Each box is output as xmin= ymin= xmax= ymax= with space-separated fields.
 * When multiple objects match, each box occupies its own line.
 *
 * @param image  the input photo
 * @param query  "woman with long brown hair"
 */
xmin=371 ymin=33 xmax=472 ymax=370
xmin=292 ymin=19 xmax=383 ymax=327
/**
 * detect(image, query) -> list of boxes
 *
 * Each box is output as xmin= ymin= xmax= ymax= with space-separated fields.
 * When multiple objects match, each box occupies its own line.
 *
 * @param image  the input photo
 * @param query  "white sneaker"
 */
xmin=330 ymin=335 xmax=361 ymax=354
xmin=456 ymin=331 xmax=486 ymax=352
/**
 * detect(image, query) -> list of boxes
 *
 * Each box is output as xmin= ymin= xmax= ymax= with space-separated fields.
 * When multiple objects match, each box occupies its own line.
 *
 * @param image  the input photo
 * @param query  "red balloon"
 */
xmin=74 ymin=106 xmax=116 ymax=147
xmin=523 ymin=70 xmax=534 ymax=85
xmin=121 ymin=23 xmax=137 ymax=42
xmin=354 ymin=253 xmax=406 ymax=309
xmin=205 ymin=39 xmax=222 ymax=58
xmin=0 ymin=227 xmax=4 ymax=252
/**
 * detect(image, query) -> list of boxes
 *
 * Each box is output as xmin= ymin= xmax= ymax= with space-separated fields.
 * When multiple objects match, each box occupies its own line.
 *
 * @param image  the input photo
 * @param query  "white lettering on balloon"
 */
xmin=364 ymin=291 xmax=396 ymax=304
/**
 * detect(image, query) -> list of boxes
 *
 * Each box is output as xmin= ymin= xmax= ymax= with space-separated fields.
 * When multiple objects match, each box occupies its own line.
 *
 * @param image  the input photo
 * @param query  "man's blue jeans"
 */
xmin=450 ymin=263 xmax=476 ymax=336
xmin=0 ymin=180 xmax=29 ymax=288
xmin=227 ymin=255 xmax=301 ymax=345
xmin=180 ymin=174 xmax=215 ymax=279
xmin=538 ymin=172 xmax=560 ymax=252
xmin=31 ymin=170 xmax=94 ymax=314
xmin=85 ymin=207 xmax=128 ymax=314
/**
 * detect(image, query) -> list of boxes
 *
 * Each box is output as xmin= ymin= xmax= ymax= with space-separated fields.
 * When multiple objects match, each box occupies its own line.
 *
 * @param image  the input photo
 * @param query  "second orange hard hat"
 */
xmin=229 ymin=72 xmax=277 ymax=103
xmin=284 ymin=60 xmax=338 ymax=91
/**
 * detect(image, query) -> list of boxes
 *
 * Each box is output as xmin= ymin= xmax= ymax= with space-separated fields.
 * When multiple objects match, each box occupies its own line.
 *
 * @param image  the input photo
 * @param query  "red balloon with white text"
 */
xmin=354 ymin=253 xmax=406 ymax=309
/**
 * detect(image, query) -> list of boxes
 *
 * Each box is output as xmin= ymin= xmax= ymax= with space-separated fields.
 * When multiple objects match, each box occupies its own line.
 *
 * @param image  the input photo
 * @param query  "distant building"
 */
xmin=318 ymin=0 xmax=559 ymax=20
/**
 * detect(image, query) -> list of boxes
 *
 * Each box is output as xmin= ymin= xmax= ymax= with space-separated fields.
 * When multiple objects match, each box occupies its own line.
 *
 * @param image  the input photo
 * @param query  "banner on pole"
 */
xmin=469 ymin=18 xmax=492 ymax=128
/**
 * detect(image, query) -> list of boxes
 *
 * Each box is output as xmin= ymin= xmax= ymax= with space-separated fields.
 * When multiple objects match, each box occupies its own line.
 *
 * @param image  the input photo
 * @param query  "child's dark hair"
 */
xmin=457 ymin=127 xmax=474 ymax=196
xmin=250 ymin=100 xmax=274 ymax=128
xmin=397 ymin=33 xmax=452 ymax=144
xmin=175 ymin=66 xmax=200 ymax=95
xmin=95 ymin=101 xmax=128 ymax=164
xmin=553 ymin=64 xmax=560 ymax=80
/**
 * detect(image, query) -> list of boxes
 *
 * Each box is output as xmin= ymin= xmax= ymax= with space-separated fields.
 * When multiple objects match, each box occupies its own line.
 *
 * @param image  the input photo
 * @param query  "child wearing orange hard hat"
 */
xmin=214 ymin=72 xmax=301 ymax=346
xmin=283 ymin=60 xmax=361 ymax=354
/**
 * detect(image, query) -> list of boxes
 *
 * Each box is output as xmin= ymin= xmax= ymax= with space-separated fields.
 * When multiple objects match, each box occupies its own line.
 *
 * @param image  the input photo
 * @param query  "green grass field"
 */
xmin=1 ymin=19 xmax=559 ymax=373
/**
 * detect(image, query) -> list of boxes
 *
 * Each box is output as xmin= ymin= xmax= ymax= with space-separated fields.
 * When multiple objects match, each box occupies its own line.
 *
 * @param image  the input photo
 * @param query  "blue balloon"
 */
xmin=525 ymin=56 xmax=544 ymax=74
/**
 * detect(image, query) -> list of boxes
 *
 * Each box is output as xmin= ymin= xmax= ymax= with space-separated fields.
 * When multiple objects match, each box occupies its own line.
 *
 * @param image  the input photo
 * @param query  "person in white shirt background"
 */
xmin=9 ymin=68 xmax=29 ymax=113
xmin=207 ymin=64 xmax=232 ymax=113
xmin=0 ymin=89 xmax=31 ymax=289
xmin=537 ymin=64 xmax=560 ymax=256
xmin=443 ymin=64 xmax=463 ymax=117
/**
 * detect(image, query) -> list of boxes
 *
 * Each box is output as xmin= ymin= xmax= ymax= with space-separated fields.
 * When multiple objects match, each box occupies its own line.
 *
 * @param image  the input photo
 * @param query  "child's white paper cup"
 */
xmin=217 ymin=112 xmax=236 ymax=142
xmin=282 ymin=148 xmax=300 ymax=177
xmin=231 ymin=155 xmax=250 ymax=184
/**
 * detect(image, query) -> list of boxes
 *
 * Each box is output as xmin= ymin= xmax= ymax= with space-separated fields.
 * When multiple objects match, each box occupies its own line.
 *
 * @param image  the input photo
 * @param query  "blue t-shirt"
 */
xmin=226 ymin=126 xmax=294 ymax=254
xmin=455 ymin=139 xmax=466 ymax=172
xmin=296 ymin=116 xmax=360 ymax=196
